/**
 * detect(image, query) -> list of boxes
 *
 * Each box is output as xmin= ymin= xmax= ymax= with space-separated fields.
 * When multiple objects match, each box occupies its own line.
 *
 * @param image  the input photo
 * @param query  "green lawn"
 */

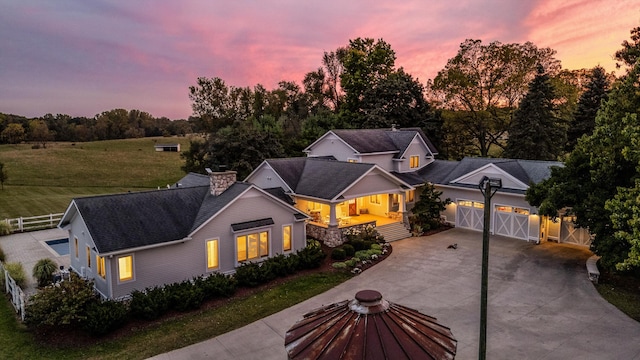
xmin=0 ymin=271 xmax=351 ymax=360
xmin=0 ymin=137 xmax=193 ymax=219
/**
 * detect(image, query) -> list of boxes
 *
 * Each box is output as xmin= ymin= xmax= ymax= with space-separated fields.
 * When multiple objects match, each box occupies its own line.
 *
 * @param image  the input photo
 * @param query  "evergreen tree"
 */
xmin=566 ymin=66 xmax=610 ymax=151
xmin=504 ymin=65 xmax=564 ymax=160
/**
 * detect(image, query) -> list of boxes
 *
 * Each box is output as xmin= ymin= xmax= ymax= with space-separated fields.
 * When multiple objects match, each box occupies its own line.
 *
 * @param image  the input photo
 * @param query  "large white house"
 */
xmin=58 ymin=126 xmax=589 ymax=299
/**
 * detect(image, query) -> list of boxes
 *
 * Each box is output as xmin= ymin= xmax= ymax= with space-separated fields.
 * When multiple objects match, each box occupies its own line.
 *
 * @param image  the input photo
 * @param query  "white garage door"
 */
xmin=494 ymin=206 xmax=530 ymax=240
xmin=456 ymin=200 xmax=484 ymax=231
xmin=560 ymin=216 xmax=592 ymax=246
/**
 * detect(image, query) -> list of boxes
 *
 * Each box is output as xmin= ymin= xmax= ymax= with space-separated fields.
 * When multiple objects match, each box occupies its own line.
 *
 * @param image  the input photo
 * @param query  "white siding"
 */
xmin=307 ymin=134 xmax=356 ymax=161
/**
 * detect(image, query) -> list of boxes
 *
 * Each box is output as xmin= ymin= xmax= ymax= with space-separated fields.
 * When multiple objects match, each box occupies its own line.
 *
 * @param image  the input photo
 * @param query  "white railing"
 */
xmin=5 ymin=213 xmax=64 ymax=232
xmin=1 ymin=261 xmax=26 ymax=322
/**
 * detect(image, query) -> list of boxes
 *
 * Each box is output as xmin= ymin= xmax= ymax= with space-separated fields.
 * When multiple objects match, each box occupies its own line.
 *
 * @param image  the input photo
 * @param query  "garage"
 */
xmin=455 ymin=200 xmax=484 ymax=231
xmin=494 ymin=206 xmax=530 ymax=240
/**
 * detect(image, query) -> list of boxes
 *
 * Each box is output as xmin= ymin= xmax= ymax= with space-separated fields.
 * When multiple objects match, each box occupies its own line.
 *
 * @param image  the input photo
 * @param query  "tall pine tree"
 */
xmin=504 ymin=65 xmax=564 ymax=160
xmin=565 ymin=66 xmax=610 ymax=151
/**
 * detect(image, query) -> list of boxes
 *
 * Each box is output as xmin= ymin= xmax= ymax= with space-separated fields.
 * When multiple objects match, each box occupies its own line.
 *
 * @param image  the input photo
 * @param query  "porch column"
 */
xmin=329 ymin=203 xmax=338 ymax=226
xmin=399 ymin=192 xmax=406 ymax=213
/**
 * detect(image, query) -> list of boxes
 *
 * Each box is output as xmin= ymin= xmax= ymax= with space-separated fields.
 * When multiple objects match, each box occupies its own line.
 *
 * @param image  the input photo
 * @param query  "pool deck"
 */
xmin=0 ymin=228 xmax=69 ymax=295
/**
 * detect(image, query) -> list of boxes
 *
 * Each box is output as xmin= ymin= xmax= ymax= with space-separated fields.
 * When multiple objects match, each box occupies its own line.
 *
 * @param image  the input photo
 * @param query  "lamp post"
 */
xmin=478 ymin=176 xmax=502 ymax=360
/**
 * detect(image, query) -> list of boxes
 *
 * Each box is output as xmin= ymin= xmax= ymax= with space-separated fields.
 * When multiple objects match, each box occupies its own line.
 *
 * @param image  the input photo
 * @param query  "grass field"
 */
xmin=0 ymin=137 xmax=194 ymax=219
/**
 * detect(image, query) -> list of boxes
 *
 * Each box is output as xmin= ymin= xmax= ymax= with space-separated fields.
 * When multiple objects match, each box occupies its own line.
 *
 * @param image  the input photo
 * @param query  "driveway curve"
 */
xmin=151 ymin=228 xmax=640 ymax=360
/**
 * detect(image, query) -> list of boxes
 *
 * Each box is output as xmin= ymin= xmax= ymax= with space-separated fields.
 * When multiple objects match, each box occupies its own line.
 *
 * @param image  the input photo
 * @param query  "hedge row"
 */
xmin=25 ymin=240 xmax=326 ymax=336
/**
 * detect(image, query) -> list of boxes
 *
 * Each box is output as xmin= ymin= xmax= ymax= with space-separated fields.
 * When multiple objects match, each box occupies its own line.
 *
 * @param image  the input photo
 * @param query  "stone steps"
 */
xmin=376 ymin=222 xmax=412 ymax=242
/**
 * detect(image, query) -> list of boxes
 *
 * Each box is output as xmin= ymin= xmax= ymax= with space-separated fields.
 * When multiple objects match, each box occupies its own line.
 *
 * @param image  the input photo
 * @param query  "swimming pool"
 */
xmin=45 ymin=238 xmax=70 ymax=256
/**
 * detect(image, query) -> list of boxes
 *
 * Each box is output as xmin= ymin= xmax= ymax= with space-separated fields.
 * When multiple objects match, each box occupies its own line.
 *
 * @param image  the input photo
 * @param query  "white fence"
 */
xmin=1 ymin=261 xmax=26 ymax=322
xmin=5 ymin=213 xmax=63 ymax=232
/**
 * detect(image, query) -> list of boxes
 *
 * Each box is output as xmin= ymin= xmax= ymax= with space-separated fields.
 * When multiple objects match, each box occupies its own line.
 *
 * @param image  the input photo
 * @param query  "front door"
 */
xmin=348 ymin=199 xmax=357 ymax=216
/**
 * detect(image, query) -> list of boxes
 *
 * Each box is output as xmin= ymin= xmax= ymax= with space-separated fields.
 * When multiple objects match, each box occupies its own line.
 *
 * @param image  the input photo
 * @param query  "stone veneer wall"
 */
xmin=307 ymin=221 xmax=377 ymax=247
xmin=209 ymin=171 xmax=237 ymax=195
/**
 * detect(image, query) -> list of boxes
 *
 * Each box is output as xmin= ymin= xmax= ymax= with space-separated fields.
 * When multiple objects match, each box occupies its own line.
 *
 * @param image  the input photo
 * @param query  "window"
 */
xmin=347 ymin=158 xmax=358 ymax=163
xmin=410 ymin=155 xmax=420 ymax=168
xmin=96 ymin=255 xmax=106 ymax=279
xmin=74 ymin=237 xmax=79 ymax=258
xmin=86 ymin=246 xmax=91 ymax=268
xmin=237 ymin=231 xmax=269 ymax=262
xmin=118 ymin=255 xmax=133 ymax=282
xmin=308 ymin=201 xmax=322 ymax=210
xmin=283 ymin=225 xmax=292 ymax=252
xmin=206 ymin=239 xmax=219 ymax=270
xmin=406 ymin=190 xmax=415 ymax=202
xmin=391 ymin=194 xmax=399 ymax=207
xmin=370 ymin=194 xmax=381 ymax=205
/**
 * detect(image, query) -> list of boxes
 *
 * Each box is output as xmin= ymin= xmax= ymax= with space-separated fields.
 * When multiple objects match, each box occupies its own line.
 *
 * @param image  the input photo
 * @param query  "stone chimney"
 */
xmin=205 ymin=168 xmax=237 ymax=196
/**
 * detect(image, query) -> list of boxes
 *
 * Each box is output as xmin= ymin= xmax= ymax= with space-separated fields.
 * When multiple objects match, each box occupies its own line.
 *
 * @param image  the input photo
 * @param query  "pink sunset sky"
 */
xmin=1 ymin=1 xmax=638 ymax=120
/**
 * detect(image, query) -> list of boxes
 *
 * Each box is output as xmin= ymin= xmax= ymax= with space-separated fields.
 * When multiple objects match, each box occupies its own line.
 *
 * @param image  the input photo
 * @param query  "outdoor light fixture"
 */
xmin=478 ymin=176 xmax=501 ymax=360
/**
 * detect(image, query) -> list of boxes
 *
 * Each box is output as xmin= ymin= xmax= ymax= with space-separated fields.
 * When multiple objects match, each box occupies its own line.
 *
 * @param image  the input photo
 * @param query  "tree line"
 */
xmin=183 ymin=36 xmax=617 ymax=176
xmin=0 ymin=110 xmax=196 ymax=146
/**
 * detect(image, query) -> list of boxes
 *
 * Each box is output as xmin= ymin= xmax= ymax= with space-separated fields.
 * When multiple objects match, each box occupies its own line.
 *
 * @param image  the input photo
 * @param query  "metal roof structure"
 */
xmin=285 ymin=290 xmax=457 ymax=360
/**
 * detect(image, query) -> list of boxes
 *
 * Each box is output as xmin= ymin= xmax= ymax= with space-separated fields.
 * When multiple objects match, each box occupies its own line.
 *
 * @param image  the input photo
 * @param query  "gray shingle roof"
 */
xmin=73 ymin=186 xmax=209 ymax=254
xmin=417 ymin=157 xmax=562 ymax=193
xmin=330 ymin=128 xmax=438 ymax=157
xmin=174 ymin=172 xmax=209 ymax=188
xmin=265 ymin=157 xmax=376 ymax=200
xmin=68 ymin=181 xmax=296 ymax=254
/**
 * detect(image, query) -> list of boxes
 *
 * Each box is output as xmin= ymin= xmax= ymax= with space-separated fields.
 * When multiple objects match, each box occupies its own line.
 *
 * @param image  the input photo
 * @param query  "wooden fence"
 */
xmin=1 ymin=261 xmax=26 ymax=321
xmin=4 ymin=213 xmax=64 ymax=232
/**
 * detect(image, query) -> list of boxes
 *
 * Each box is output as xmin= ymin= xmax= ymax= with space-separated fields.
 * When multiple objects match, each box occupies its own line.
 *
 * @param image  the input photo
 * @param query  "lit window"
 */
xmin=406 ymin=190 xmax=415 ymax=202
xmin=118 ymin=255 xmax=133 ymax=282
xmin=347 ymin=158 xmax=358 ymax=163
xmin=237 ymin=231 xmax=269 ymax=262
xmin=370 ymin=194 xmax=381 ymax=205
xmin=410 ymin=155 xmax=420 ymax=168
xmin=497 ymin=206 xmax=512 ymax=212
xmin=514 ymin=207 xmax=530 ymax=215
xmin=206 ymin=239 xmax=219 ymax=270
xmin=86 ymin=246 xmax=91 ymax=268
xmin=391 ymin=194 xmax=399 ymax=206
xmin=283 ymin=225 xmax=292 ymax=251
xmin=96 ymin=255 xmax=106 ymax=279
xmin=74 ymin=237 xmax=79 ymax=258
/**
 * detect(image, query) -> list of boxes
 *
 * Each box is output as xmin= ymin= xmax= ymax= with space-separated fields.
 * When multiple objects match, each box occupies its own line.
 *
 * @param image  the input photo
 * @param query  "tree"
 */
xmin=503 ymin=65 xmax=564 ymax=160
xmin=615 ymin=26 xmax=640 ymax=69
xmin=1 ymin=123 xmax=25 ymax=144
xmin=431 ymin=39 xmax=560 ymax=157
xmin=339 ymin=38 xmax=397 ymax=125
xmin=566 ymin=66 xmax=610 ymax=150
xmin=526 ymin=62 xmax=640 ymax=271
xmin=28 ymin=120 xmax=53 ymax=148
xmin=358 ymin=68 xmax=431 ymax=129
xmin=0 ymin=162 xmax=7 ymax=190
xmin=410 ymin=183 xmax=451 ymax=232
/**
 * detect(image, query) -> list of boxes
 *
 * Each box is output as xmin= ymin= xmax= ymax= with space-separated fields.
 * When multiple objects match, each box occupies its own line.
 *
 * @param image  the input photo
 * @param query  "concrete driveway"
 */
xmin=151 ymin=228 xmax=636 ymax=359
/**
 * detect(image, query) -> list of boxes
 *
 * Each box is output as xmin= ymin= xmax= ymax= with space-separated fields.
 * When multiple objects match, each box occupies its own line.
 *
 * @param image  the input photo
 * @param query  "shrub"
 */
xmin=363 ymin=241 xmax=373 ymax=250
xmin=332 ymin=262 xmax=347 ymax=269
xmin=129 ymin=287 xmax=169 ymax=320
xmin=194 ymin=273 xmax=237 ymax=300
xmin=0 ymin=245 xmax=5 ymax=262
xmin=26 ymin=273 xmax=97 ymax=327
xmin=354 ymin=250 xmax=371 ymax=261
xmin=235 ymin=262 xmax=265 ymax=287
xmin=349 ymin=239 xmax=367 ymax=251
xmin=370 ymin=243 xmax=382 ymax=251
xmin=344 ymin=259 xmax=358 ymax=267
xmin=342 ymin=244 xmax=355 ymax=257
xmin=331 ymin=248 xmax=347 ymax=260
xmin=83 ymin=299 xmax=129 ymax=336
xmin=0 ymin=221 xmax=11 ymax=236
xmin=165 ymin=280 xmax=204 ymax=312
xmin=0 ymin=266 xmax=4 ymax=288
xmin=297 ymin=241 xmax=326 ymax=269
xmin=32 ymin=258 xmax=58 ymax=287
xmin=4 ymin=262 xmax=27 ymax=288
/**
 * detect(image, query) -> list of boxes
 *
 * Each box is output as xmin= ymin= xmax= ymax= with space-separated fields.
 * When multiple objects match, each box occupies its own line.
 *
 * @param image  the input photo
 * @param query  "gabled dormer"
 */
xmin=303 ymin=127 xmax=437 ymax=173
